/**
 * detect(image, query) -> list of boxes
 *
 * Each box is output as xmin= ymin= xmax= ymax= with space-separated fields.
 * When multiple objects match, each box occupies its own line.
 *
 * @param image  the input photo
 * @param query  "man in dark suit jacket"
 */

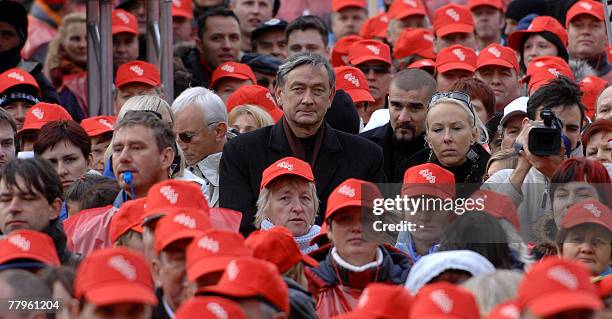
xmin=219 ymin=53 xmax=384 ymax=235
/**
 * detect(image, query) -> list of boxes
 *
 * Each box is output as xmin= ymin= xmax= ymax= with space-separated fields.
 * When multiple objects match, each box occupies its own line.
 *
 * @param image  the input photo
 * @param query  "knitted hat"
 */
xmin=0 ymin=1 xmax=28 ymax=46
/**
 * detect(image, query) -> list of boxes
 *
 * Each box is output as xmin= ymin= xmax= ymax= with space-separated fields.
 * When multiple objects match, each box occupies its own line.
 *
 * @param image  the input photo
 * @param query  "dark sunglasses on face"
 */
xmin=429 ymin=91 xmax=476 ymax=125
xmin=178 ymin=122 xmax=219 ymax=143
xmin=357 ymin=65 xmax=391 ymax=75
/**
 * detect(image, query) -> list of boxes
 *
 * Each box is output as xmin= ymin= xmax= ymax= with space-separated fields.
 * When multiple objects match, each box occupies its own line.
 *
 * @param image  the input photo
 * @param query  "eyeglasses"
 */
xmin=429 ymin=91 xmax=476 ymax=125
xmin=177 ymin=122 xmax=219 ymax=143
xmin=357 ymin=65 xmax=391 ymax=75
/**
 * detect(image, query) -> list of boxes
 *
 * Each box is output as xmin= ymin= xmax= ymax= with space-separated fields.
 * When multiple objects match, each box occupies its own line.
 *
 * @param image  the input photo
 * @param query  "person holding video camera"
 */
xmin=484 ymin=76 xmax=586 ymax=242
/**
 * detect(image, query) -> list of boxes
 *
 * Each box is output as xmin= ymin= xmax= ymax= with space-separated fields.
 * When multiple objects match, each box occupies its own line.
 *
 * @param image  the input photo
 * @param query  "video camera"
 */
xmin=528 ymin=108 xmax=564 ymax=156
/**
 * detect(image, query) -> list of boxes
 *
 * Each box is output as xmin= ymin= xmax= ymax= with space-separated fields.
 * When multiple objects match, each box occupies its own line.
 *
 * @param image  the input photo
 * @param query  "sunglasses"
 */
xmin=178 ymin=122 xmax=219 ymax=143
xmin=429 ymin=91 xmax=476 ymax=125
xmin=357 ymin=65 xmax=391 ymax=75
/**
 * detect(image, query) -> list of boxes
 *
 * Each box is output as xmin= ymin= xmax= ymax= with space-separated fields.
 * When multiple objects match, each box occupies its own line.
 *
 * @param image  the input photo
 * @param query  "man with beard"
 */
xmin=360 ymin=69 xmax=436 ymax=182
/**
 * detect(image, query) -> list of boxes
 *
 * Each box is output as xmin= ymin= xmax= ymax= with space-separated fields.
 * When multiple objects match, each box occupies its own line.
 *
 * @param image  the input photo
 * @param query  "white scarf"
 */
xmin=260 ymin=219 xmax=321 ymax=254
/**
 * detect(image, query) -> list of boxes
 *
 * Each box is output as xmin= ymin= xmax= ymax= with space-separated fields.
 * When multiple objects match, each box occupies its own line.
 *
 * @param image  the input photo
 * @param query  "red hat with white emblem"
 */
xmin=486 ymin=302 xmax=520 ymax=319
xmin=332 ymin=35 xmax=364 ymax=67
xmin=115 ymin=60 xmax=161 ymax=88
xmin=112 ymin=9 xmax=138 ymax=36
xmin=245 ymin=227 xmax=319 ymax=273
xmin=332 ymin=0 xmax=366 ymax=12
xmin=225 ymin=84 xmax=283 ymax=122
xmin=171 ymin=0 xmax=193 ymax=18
xmin=566 ymin=0 xmax=604 ymax=27
xmin=80 ymin=115 xmax=116 ymax=137
xmin=210 ymin=62 xmax=257 ymax=89
xmin=527 ymin=63 xmax=574 ymax=94
xmin=435 ymin=44 xmax=477 ymax=74
xmin=334 ymin=283 xmax=413 ymax=319
xmin=408 ymin=59 xmax=436 ymax=73
xmin=144 ymin=180 xmax=211 ymax=223
xmin=154 ymin=208 xmax=212 ymax=254
xmin=388 ymin=0 xmax=427 ymax=20
xmin=394 ymin=28 xmax=436 ymax=60
xmin=477 ymin=44 xmax=520 ymax=73
xmin=74 ymin=247 xmax=157 ymax=306
xmin=410 ymin=282 xmax=480 ymax=319
xmin=402 ymin=163 xmax=456 ymax=200
xmin=359 ymin=13 xmax=389 ymax=40
xmin=175 ymin=296 xmax=246 ymax=319
xmin=469 ymin=189 xmax=521 ymax=231
xmin=467 ymin=0 xmax=504 ymax=11
xmin=516 ymin=257 xmax=603 ymax=316
xmin=523 ymin=56 xmax=572 ymax=84
xmin=325 ymin=178 xmax=382 ymax=221
xmin=260 ymin=157 xmax=314 ymax=190
xmin=433 ymin=4 xmax=474 ymax=38
xmin=335 ymin=66 xmax=374 ymax=103
xmin=348 ymin=39 xmax=392 ymax=65
xmin=560 ymin=199 xmax=612 ymax=231
xmin=0 ymin=230 xmax=60 ymax=266
xmin=18 ymin=102 xmax=72 ymax=134
xmin=0 ymin=68 xmax=40 ymax=94
xmin=508 ymin=16 xmax=568 ymax=51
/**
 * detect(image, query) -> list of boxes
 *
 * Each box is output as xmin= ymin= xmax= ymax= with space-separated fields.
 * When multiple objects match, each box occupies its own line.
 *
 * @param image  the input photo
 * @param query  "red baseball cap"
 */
xmin=516 ymin=257 xmax=603 ymax=316
xmin=359 ymin=13 xmax=389 ymax=40
xmin=560 ymin=199 xmax=612 ymax=231
xmin=528 ymin=63 xmax=574 ymax=93
xmin=154 ymin=208 xmax=212 ymax=254
xmin=598 ymin=275 xmax=612 ymax=296
xmin=435 ymin=44 xmax=477 ymax=74
xmin=335 ymin=283 xmax=413 ymax=319
xmin=0 ymin=230 xmax=60 ymax=266
xmin=433 ymin=4 xmax=474 ymax=38
xmin=109 ymin=198 xmax=146 ymax=245
xmin=470 ymin=189 xmax=520 ymax=231
xmin=199 ymin=257 xmax=290 ymax=313
xmin=348 ymin=39 xmax=392 ymax=66
xmin=186 ymin=229 xmax=252 ymax=282
xmin=175 ymin=296 xmax=246 ymax=319
xmin=260 ymin=157 xmax=314 ymax=190
xmin=523 ymin=56 xmax=571 ymax=83
xmin=112 ymin=9 xmax=138 ymax=36
xmin=467 ymin=0 xmax=504 ymax=11
xmin=80 ymin=115 xmax=116 ymax=137
xmin=172 ymin=0 xmax=193 ymax=18
xmin=579 ymin=76 xmax=608 ymax=119
xmin=408 ymin=59 xmax=436 ymax=73
xmin=566 ymin=0 xmax=604 ymax=27
xmin=325 ymin=178 xmax=382 ymax=221
xmin=115 ymin=60 xmax=161 ymax=89
xmin=486 ymin=302 xmax=520 ymax=319
xmin=0 ymin=68 xmax=40 ymax=94
xmin=388 ymin=0 xmax=427 ymax=20
xmin=245 ymin=227 xmax=318 ymax=273
xmin=332 ymin=0 xmax=366 ymax=12
xmin=335 ymin=66 xmax=374 ymax=103
xmin=477 ymin=44 xmax=520 ymax=73
xmin=332 ymin=35 xmax=364 ymax=67
xmin=394 ymin=28 xmax=436 ymax=60
xmin=75 ymin=247 xmax=156 ymax=306
xmin=402 ymin=163 xmax=456 ymax=200
xmin=18 ymin=102 xmax=72 ymax=134
xmin=410 ymin=282 xmax=480 ymax=319
xmin=508 ymin=16 xmax=568 ymax=51
xmin=144 ymin=180 xmax=210 ymax=222
xmin=210 ymin=62 xmax=257 ymax=89
xmin=225 ymin=84 xmax=283 ymax=122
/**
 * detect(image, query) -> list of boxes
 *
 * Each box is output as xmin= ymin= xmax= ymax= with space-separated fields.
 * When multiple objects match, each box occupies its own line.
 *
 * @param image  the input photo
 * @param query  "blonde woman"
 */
xmin=228 ymin=104 xmax=274 ymax=134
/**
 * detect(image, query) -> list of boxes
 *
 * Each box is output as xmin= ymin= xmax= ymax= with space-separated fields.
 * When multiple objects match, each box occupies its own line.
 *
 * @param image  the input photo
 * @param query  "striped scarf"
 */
xmin=260 ymin=219 xmax=321 ymax=254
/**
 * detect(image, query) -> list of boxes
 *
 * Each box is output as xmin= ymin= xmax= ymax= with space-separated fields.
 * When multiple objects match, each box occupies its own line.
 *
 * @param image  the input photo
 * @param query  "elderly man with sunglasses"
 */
xmin=172 ymin=87 xmax=231 ymax=207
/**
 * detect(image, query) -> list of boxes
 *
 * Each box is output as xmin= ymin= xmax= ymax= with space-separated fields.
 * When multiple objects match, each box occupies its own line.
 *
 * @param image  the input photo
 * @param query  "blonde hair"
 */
xmin=427 ymin=97 xmax=489 ymax=145
xmin=486 ymin=149 xmax=518 ymax=174
xmin=462 ymin=270 xmax=524 ymax=316
xmin=44 ymin=12 xmax=87 ymax=78
xmin=228 ymin=104 xmax=274 ymax=130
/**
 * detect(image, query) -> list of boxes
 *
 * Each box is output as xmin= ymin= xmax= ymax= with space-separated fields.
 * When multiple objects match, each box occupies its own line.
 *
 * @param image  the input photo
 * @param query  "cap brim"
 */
xmin=156 ymin=230 xmax=203 ymax=253
xmin=350 ymin=56 xmax=391 ymax=66
xmin=345 ymin=88 xmax=375 ymax=103
xmin=417 ymin=49 xmax=436 ymax=60
xmin=437 ymin=62 xmax=476 ymax=73
xmin=199 ymin=282 xmax=259 ymax=300
xmin=500 ymin=111 xmax=527 ymax=126
xmin=436 ymin=24 xmax=473 ymax=38
xmin=116 ymin=78 xmax=159 ymax=89
xmin=528 ymin=291 xmax=603 ymax=317
xmin=187 ymin=256 xmax=235 ymax=282
xmin=172 ymin=9 xmax=192 ymax=18
xmin=402 ymin=185 xmax=453 ymax=200
xmin=477 ymin=59 xmax=517 ymax=72
xmin=85 ymin=283 xmax=157 ymax=306
xmin=85 ymin=127 xmax=113 ymax=137
xmin=325 ymin=199 xmax=369 ymax=221
xmin=562 ymin=220 xmax=612 ymax=232
xmin=0 ymin=254 xmax=58 ymax=266
xmin=141 ymin=212 xmax=166 ymax=227
xmin=333 ymin=2 xmax=367 ymax=12
xmin=112 ymin=27 xmax=139 ymax=36
xmin=396 ymin=10 xmax=427 ymax=20
xmin=211 ymin=74 xmax=252 ymax=89
xmin=17 ymin=125 xmax=43 ymax=135
xmin=568 ymin=12 xmax=604 ymax=27
xmin=260 ymin=172 xmax=314 ymax=190
xmin=508 ymin=29 xmax=538 ymax=51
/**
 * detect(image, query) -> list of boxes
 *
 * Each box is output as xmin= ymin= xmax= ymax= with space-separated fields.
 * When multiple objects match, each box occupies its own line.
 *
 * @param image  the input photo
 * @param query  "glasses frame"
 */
xmin=429 ymin=91 xmax=476 ymax=126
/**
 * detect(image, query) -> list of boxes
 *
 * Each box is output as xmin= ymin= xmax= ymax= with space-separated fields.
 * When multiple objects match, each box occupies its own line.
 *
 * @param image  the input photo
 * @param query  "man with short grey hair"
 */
xmin=172 ymin=87 xmax=229 ymax=207
xmin=0 ymin=269 xmax=52 ymax=319
xmin=219 ymin=52 xmax=384 ymax=235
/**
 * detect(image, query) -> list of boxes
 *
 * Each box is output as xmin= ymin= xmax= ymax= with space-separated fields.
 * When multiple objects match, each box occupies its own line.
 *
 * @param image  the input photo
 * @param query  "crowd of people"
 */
xmin=0 ymin=0 xmax=611 ymax=318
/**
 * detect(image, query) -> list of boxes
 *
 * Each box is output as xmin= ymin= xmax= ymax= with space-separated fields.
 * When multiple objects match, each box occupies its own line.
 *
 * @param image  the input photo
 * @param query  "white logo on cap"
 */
xmin=108 ymin=255 xmax=137 ymax=281
xmin=31 ymin=108 xmax=44 ymax=120
xmin=582 ymin=77 xmax=592 ymax=83
xmin=8 ymin=234 xmax=30 ymax=251
xmin=500 ymin=304 xmax=520 ymax=318
xmin=265 ymin=92 xmax=276 ymax=104
xmin=445 ymin=8 xmax=460 ymax=22
xmin=583 ymin=203 xmax=601 ymax=218
xmin=207 ymin=302 xmax=228 ymax=319
xmin=197 ymin=236 xmax=220 ymax=253
xmin=341 ymin=55 xmax=349 ymax=64
xmin=366 ymin=45 xmax=380 ymax=55
xmin=172 ymin=0 xmax=181 ymax=7
xmin=276 ymin=161 xmax=293 ymax=171
xmin=452 ymin=48 xmax=466 ymax=61
xmin=381 ymin=15 xmax=389 ymax=23
xmin=160 ymin=186 xmax=178 ymax=204
xmin=488 ymin=46 xmax=502 ymax=58
xmin=221 ymin=64 xmax=235 ymax=73
xmin=527 ymin=22 xmax=534 ymax=31
xmin=99 ymin=119 xmax=114 ymax=129
xmin=357 ymin=288 xmax=369 ymax=309
xmin=579 ymin=1 xmax=593 ymax=11
xmin=116 ymin=11 xmax=130 ymax=24
xmin=419 ymin=168 xmax=436 ymax=183
xmin=534 ymin=61 xmax=545 ymax=68
xmin=7 ymin=72 xmax=25 ymax=82
xmin=173 ymin=213 xmax=196 ymax=229
xmin=430 ymin=289 xmax=453 ymax=313
xmin=338 ymin=185 xmax=355 ymax=198
xmin=547 ymin=266 xmax=578 ymax=289
xmin=423 ymin=34 xmax=434 ymax=42
xmin=420 ymin=60 xmax=433 ymax=66
xmin=548 ymin=67 xmax=560 ymax=77
xmin=265 ymin=18 xmax=281 ymax=25
xmin=403 ymin=0 xmax=417 ymax=7
xmin=344 ymin=73 xmax=360 ymax=87
xmin=130 ymin=65 xmax=144 ymax=76
xmin=226 ymin=260 xmax=240 ymax=281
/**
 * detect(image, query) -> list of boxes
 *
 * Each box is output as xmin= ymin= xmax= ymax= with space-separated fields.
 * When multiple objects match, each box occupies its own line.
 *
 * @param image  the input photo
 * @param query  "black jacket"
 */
xmin=219 ymin=120 xmax=384 ymax=235
xmin=285 ymin=277 xmax=317 ymax=319
xmin=0 ymin=48 xmax=59 ymax=104
xmin=44 ymin=218 xmax=80 ymax=267
xmin=151 ymin=288 xmax=171 ymax=319
xmin=174 ymin=45 xmax=212 ymax=96
xmin=360 ymin=123 xmax=427 ymax=182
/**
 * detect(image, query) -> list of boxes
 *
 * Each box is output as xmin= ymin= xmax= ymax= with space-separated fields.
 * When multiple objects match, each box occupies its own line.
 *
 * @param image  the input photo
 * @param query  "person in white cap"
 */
xmin=499 ymin=96 xmax=529 ymax=151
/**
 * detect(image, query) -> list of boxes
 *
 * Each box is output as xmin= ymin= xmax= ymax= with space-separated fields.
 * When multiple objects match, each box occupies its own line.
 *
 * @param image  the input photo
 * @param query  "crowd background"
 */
xmin=0 ymin=0 xmax=610 ymax=318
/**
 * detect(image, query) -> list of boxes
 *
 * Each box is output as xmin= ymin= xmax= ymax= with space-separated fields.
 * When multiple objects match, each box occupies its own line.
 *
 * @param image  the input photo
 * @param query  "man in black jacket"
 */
xmin=219 ymin=52 xmax=384 ymax=235
xmin=360 ymin=69 xmax=436 ymax=182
